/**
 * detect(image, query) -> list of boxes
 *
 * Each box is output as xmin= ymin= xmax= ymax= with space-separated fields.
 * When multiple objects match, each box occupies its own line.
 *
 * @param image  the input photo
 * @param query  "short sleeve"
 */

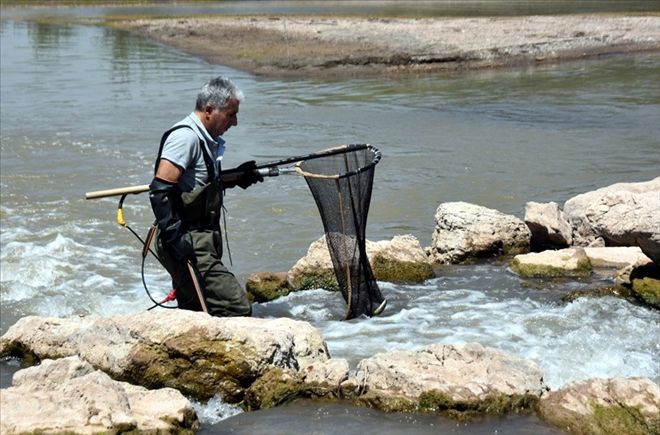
xmin=159 ymin=127 xmax=199 ymax=171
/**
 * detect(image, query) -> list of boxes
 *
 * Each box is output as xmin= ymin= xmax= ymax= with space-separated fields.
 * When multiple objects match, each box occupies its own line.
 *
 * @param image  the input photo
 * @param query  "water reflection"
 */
xmin=2 ymin=1 xmax=660 ymax=20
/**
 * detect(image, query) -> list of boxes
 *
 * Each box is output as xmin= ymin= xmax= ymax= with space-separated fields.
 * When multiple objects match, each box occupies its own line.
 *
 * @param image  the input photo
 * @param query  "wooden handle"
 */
xmin=85 ymin=184 xmax=150 ymax=200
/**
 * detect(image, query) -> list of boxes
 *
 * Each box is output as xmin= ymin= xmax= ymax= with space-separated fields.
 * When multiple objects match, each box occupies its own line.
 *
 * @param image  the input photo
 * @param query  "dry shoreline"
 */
xmin=111 ymin=14 xmax=660 ymax=78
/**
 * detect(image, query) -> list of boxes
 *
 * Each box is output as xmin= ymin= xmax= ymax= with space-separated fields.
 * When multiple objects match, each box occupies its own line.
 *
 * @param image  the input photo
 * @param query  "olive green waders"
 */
xmin=155 ymin=182 xmax=251 ymax=317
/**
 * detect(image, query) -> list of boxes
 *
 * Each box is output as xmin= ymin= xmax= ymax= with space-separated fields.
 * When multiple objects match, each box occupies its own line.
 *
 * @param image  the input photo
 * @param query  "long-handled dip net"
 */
xmin=294 ymin=144 xmax=386 ymax=319
xmin=85 ymin=143 xmax=386 ymax=319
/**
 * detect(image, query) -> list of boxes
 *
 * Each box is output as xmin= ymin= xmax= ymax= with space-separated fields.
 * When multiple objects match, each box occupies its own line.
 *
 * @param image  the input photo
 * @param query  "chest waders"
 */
xmin=152 ymin=125 xmax=251 ymax=317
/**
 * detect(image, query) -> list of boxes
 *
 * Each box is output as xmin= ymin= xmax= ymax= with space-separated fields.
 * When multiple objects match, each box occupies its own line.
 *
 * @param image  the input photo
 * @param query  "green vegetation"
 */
xmin=124 ymin=327 xmax=261 ymax=402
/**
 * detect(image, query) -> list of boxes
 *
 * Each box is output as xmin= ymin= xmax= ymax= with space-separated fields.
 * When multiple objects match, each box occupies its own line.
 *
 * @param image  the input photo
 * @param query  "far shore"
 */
xmin=110 ymin=14 xmax=660 ymax=78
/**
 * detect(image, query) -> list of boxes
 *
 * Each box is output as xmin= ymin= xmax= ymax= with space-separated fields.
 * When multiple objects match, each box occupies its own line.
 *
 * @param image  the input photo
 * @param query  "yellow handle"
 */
xmin=117 ymin=208 xmax=126 ymax=227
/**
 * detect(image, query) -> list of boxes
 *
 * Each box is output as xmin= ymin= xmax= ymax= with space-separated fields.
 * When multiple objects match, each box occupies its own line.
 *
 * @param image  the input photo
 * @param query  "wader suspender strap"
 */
xmin=154 ymin=125 xmax=215 ymax=180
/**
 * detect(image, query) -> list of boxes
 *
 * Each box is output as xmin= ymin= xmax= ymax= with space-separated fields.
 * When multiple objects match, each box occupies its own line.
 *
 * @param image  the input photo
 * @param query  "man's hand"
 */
xmin=223 ymin=160 xmax=264 ymax=189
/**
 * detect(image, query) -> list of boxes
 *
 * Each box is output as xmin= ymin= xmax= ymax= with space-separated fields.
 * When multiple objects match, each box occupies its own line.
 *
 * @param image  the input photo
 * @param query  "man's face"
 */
xmin=205 ymin=98 xmax=239 ymax=138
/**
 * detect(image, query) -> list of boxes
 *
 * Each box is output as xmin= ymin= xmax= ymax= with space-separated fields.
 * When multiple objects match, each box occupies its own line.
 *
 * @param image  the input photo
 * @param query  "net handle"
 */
xmin=256 ymin=144 xmax=379 ymax=171
xmin=294 ymin=144 xmax=381 ymax=179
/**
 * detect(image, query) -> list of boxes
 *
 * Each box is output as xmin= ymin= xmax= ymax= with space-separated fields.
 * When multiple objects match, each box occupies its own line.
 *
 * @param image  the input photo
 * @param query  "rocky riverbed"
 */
xmin=111 ymin=14 xmax=660 ymax=78
xmin=1 ymin=177 xmax=659 ymax=434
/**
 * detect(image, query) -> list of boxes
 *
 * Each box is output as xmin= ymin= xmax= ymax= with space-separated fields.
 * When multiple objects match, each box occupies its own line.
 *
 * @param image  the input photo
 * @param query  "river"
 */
xmin=1 ymin=2 xmax=659 ymax=434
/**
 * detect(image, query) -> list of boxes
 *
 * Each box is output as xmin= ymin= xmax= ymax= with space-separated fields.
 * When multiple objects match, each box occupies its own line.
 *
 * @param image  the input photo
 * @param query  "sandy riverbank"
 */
xmin=112 ymin=14 xmax=660 ymax=78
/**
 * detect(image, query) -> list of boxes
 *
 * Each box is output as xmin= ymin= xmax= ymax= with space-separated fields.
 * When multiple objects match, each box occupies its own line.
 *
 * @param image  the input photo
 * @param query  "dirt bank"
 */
xmin=112 ymin=15 xmax=660 ymax=78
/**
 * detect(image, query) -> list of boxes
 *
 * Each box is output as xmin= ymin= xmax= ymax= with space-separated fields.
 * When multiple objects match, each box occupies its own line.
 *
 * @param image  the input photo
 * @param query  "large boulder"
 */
xmin=353 ymin=343 xmax=545 ymax=416
xmin=524 ymin=201 xmax=573 ymax=249
xmin=538 ymin=377 xmax=660 ymax=435
xmin=0 ymin=356 xmax=197 ymax=434
xmin=287 ymin=234 xmax=434 ymax=291
xmin=0 ymin=310 xmax=329 ymax=402
xmin=430 ymin=202 xmax=531 ymax=264
xmin=563 ymin=177 xmax=660 ymax=263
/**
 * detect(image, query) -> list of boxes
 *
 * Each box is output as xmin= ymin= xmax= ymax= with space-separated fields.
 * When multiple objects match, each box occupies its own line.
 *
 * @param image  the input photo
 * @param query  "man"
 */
xmin=149 ymin=76 xmax=261 ymax=317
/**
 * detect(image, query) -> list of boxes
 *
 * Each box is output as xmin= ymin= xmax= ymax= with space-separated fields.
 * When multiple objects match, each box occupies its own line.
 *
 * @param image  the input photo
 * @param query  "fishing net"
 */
xmin=296 ymin=144 xmax=386 ymax=319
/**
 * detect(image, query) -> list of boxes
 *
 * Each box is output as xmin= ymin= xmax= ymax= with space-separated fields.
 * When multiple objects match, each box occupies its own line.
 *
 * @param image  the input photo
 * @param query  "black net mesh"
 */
xmin=297 ymin=144 xmax=386 ymax=320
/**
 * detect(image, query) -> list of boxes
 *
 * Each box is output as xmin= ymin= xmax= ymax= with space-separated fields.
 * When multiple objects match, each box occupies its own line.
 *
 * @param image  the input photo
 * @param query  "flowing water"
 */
xmin=1 ymin=2 xmax=659 ymax=433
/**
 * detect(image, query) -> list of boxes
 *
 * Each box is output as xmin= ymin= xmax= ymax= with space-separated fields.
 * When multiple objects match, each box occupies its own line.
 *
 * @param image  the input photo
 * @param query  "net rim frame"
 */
xmin=294 ymin=144 xmax=381 ymax=179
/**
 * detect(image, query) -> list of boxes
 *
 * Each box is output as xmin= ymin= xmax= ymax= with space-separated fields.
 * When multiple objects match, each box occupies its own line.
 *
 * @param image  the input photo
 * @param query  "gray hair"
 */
xmin=195 ymin=76 xmax=244 ymax=111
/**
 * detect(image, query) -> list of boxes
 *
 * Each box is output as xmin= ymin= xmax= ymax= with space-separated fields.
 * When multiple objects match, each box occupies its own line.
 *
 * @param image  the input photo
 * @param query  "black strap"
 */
xmin=155 ymin=124 xmax=215 ymax=182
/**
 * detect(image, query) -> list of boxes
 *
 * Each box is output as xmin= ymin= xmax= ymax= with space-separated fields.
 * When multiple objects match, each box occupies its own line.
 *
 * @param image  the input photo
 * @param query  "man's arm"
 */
xmin=150 ymin=159 xmax=193 ymax=260
xmin=154 ymin=159 xmax=182 ymax=183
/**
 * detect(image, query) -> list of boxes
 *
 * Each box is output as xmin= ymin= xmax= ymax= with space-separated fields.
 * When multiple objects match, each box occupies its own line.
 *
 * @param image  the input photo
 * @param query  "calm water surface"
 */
xmin=1 ymin=5 xmax=659 ymax=433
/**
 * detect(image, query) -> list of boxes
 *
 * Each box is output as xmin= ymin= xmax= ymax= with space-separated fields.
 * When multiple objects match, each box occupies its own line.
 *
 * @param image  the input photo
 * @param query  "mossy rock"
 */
xmin=244 ymin=368 xmax=304 ymax=410
xmin=510 ymin=256 xmax=592 ymax=278
xmin=244 ymin=367 xmax=341 ymax=410
xmin=290 ymin=270 xmax=339 ymax=292
xmin=125 ymin=327 xmax=262 ymax=402
xmin=419 ymin=390 xmax=538 ymax=421
xmin=0 ymin=340 xmax=41 ymax=367
xmin=541 ymin=401 xmax=658 ymax=435
xmin=245 ymin=272 xmax=293 ymax=303
xmin=371 ymin=256 xmax=434 ymax=283
xmin=631 ymin=277 xmax=660 ymax=309
xmin=560 ymin=285 xmax=633 ymax=303
xmin=354 ymin=390 xmax=417 ymax=413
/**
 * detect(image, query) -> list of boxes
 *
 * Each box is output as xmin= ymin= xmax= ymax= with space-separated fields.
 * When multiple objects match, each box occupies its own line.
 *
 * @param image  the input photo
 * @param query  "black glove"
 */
xmin=150 ymin=178 xmax=195 ymax=261
xmin=224 ymin=160 xmax=264 ymax=190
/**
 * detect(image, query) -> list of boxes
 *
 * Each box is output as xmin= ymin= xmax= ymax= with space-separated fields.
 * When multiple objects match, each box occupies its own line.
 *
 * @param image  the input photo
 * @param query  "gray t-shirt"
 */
xmin=159 ymin=113 xmax=225 ymax=192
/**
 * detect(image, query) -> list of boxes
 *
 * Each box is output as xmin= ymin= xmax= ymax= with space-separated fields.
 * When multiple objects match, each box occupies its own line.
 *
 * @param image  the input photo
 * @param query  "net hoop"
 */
xmin=294 ymin=144 xmax=381 ymax=179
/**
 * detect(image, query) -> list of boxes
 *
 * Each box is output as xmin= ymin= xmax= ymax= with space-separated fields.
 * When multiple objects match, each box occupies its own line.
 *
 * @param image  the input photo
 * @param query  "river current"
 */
xmin=1 ymin=3 xmax=659 ymax=433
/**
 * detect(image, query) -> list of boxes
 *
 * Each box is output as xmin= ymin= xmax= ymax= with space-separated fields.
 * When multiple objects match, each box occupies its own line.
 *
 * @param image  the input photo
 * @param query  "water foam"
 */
xmin=259 ymin=279 xmax=660 ymax=390
xmin=191 ymin=394 xmax=243 ymax=424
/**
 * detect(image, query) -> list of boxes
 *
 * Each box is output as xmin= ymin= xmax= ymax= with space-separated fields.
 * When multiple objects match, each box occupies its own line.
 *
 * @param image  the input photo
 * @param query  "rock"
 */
xmin=510 ymin=248 xmax=592 ymax=278
xmin=538 ymin=377 xmax=660 ymax=435
xmin=0 ymin=310 xmax=330 ymax=401
xmin=584 ymin=246 xmax=652 ymax=270
xmin=630 ymin=262 xmax=660 ymax=309
xmin=287 ymin=234 xmax=434 ymax=291
xmin=632 ymin=277 xmax=660 ymax=309
xmin=244 ymin=359 xmax=351 ymax=410
xmin=563 ymin=177 xmax=660 ymax=263
xmin=0 ymin=356 xmax=197 ymax=434
xmin=430 ymin=202 xmax=531 ymax=264
xmin=369 ymin=234 xmax=435 ymax=283
xmin=246 ymin=271 xmax=292 ymax=302
xmin=353 ymin=343 xmax=545 ymax=416
xmin=525 ymin=201 xmax=573 ymax=249
xmin=301 ymin=358 xmax=350 ymax=387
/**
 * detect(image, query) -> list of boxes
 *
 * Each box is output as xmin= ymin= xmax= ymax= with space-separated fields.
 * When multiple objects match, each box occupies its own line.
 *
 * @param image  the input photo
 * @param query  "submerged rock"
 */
xmin=352 ymin=343 xmax=545 ymax=416
xmin=538 ymin=377 xmax=660 ymax=435
xmin=0 ymin=310 xmax=329 ymax=401
xmin=287 ymin=234 xmax=434 ymax=291
xmin=0 ymin=356 xmax=197 ymax=434
xmin=430 ymin=202 xmax=531 ymax=264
